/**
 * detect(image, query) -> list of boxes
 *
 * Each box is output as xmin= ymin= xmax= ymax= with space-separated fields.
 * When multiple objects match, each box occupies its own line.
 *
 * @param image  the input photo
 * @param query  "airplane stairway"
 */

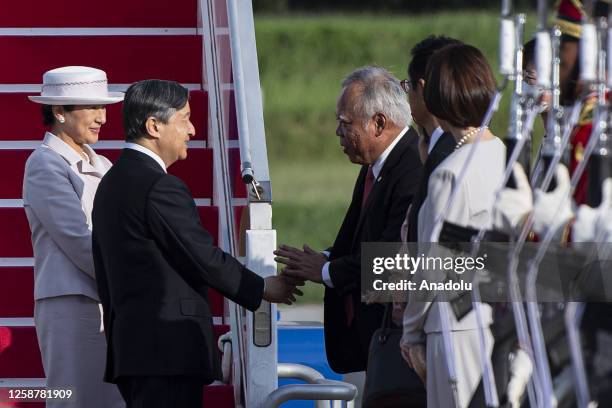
xmin=0 ymin=0 xmax=254 ymax=406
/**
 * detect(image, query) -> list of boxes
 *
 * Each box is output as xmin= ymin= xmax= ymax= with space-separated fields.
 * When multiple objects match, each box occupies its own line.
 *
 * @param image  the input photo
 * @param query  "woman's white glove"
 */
xmin=492 ymin=163 xmax=532 ymax=235
xmin=573 ymin=178 xmax=612 ymax=243
xmin=532 ymin=164 xmax=574 ymax=237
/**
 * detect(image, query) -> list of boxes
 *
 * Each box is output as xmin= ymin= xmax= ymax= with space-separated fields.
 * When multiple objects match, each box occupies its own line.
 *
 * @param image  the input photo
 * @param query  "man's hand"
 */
xmin=262 ymin=275 xmax=304 ymax=305
xmin=273 ymin=244 xmax=327 ymax=284
xmin=400 ymin=343 xmax=427 ymax=386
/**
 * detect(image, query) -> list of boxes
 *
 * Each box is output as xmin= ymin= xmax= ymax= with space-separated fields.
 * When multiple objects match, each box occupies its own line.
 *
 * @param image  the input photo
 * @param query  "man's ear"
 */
xmin=374 ymin=113 xmax=386 ymax=136
xmin=144 ymin=117 xmax=162 ymax=140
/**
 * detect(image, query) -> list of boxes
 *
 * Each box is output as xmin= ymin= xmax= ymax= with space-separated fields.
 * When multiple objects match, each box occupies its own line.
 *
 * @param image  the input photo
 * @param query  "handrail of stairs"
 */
xmin=261 ymin=364 xmax=357 ymax=408
xmin=224 ymin=0 xmax=278 ymax=406
xmin=198 ymin=0 xmax=248 ymax=405
xmin=227 ymin=0 xmax=255 ymax=186
xmin=203 ymin=0 xmax=278 ymax=405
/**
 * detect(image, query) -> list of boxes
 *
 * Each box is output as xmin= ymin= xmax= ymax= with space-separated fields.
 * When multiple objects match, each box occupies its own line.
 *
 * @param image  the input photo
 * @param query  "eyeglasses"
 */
xmin=400 ymin=79 xmax=412 ymax=93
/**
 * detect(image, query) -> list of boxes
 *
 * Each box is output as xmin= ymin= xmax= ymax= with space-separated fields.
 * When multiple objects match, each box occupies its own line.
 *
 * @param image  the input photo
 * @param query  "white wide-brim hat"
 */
xmin=28 ymin=66 xmax=124 ymax=105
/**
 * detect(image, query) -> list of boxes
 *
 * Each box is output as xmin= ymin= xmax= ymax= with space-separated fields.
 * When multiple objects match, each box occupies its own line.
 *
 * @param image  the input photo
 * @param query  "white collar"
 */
xmin=428 ymin=127 xmax=445 ymax=154
xmin=43 ymin=131 xmax=88 ymax=166
xmin=371 ymin=126 xmax=408 ymax=179
xmin=43 ymin=132 xmax=107 ymax=174
xmin=124 ymin=143 xmax=167 ymax=173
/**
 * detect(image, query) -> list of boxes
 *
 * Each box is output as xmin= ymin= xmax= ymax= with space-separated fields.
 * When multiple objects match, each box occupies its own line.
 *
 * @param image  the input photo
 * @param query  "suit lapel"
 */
xmin=345 ymin=165 xmax=367 ymax=233
xmin=329 ymin=166 xmax=366 ymax=260
xmin=351 ymin=131 xmax=414 ymax=248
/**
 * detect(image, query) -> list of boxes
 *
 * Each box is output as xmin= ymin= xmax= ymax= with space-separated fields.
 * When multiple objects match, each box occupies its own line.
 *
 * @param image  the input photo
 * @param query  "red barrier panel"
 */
xmin=0 ymin=267 xmax=222 ymax=319
xmin=0 ymin=324 xmax=231 ymax=379
xmin=0 ymin=205 xmax=217 ymax=259
xmin=0 ymin=326 xmax=44 ymax=378
xmin=0 ymin=147 xmax=213 ymax=200
xmin=0 ymin=91 xmax=208 ymax=142
xmin=0 ymin=208 xmax=33 ymax=258
xmin=0 ymin=268 xmax=34 ymax=317
xmin=103 ymin=148 xmax=214 ymax=199
xmin=228 ymin=148 xmax=247 ymax=199
xmin=0 ymin=0 xmax=197 ymax=28
xmin=0 ymin=36 xmax=202 ymax=84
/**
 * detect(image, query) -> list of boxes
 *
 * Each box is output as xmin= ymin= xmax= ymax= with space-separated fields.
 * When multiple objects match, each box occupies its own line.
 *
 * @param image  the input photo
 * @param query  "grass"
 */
xmin=256 ymin=12 xmax=539 ymax=159
xmin=255 ymin=11 xmax=541 ymax=302
xmin=271 ymin=160 xmax=359 ymax=302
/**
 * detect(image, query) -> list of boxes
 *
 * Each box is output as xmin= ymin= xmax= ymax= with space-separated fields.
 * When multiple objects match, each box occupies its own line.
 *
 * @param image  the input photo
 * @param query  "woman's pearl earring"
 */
xmin=58 ymin=116 xmax=65 ymax=123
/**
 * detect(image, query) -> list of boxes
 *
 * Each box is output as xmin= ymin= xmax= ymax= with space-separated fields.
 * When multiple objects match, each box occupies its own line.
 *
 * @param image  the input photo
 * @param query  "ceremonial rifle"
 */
xmin=524 ymin=3 xmax=603 ymax=406
xmin=427 ymin=1 xmax=513 ymax=399
xmin=565 ymin=10 xmax=609 ymax=408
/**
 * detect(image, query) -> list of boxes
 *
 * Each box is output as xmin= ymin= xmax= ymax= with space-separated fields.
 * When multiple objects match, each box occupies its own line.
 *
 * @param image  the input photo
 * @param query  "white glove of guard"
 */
xmin=492 ymin=163 xmax=532 ymax=235
xmin=532 ymin=164 xmax=574 ymax=237
xmin=506 ymin=348 xmax=533 ymax=408
xmin=573 ymin=178 xmax=612 ymax=243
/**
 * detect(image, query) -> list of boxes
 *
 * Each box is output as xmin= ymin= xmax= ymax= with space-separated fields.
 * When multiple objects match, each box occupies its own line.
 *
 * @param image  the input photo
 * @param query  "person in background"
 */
xmin=401 ymin=44 xmax=506 ymax=407
xmin=401 ymin=35 xmax=463 ymax=246
xmin=23 ymin=66 xmax=125 ymax=408
xmin=394 ymin=34 xmax=463 ymax=329
xmin=497 ymin=0 xmax=610 ymax=239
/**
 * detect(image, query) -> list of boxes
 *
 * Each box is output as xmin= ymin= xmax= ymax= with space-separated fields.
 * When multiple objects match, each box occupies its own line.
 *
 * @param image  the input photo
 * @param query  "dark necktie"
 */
xmin=361 ymin=165 xmax=375 ymax=208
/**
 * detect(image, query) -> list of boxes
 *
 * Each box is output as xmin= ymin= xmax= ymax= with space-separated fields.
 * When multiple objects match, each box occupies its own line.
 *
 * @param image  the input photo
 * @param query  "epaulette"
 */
xmin=578 ymin=96 xmax=596 ymax=126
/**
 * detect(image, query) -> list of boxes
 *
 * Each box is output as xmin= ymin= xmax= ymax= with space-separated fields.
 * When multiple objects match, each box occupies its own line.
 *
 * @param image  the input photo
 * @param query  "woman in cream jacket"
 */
xmin=401 ymin=44 xmax=505 ymax=407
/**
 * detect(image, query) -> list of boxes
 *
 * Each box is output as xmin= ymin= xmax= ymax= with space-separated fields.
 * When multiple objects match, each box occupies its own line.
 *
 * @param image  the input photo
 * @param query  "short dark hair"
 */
xmin=559 ymin=35 xmax=580 ymax=106
xmin=408 ymin=35 xmax=463 ymax=89
xmin=122 ymin=79 xmax=189 ymax=142
xmin=41 ymin=104 xmax=75 ymax=126
xmin=523 ymin=38 xmax=536 ymax=69
xmin=523 ymin=35 xmax=579 ymax=68
xmin=424 ymin=43 xmax=497 ymax=128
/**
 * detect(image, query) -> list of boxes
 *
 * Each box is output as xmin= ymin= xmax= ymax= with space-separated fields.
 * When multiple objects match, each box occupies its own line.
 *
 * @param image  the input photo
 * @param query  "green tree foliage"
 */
xmin=254 ymin=0 xmax=535 ymax=13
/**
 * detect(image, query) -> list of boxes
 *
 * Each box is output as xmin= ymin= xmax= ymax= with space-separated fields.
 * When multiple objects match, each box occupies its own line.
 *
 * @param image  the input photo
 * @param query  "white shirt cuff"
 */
xmin=321 ymin=262 xmax=334 ymax=288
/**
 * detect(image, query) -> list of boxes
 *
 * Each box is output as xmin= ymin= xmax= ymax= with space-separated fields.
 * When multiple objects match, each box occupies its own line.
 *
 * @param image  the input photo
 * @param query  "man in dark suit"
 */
xmin=401 ymin=35 xmax=462 ymax=244
xmin=274 ymin=66 xmax=423 ymax=373
xmin=395 ymin=35 xmax=464 ymax=368
xmin=92 ymin=80 xmax=299 ymax=408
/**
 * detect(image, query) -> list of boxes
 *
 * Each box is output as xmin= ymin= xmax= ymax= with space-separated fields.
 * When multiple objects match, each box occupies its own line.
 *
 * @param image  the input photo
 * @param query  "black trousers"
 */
xmin=117 ymin=376 xmax=204 ymax=408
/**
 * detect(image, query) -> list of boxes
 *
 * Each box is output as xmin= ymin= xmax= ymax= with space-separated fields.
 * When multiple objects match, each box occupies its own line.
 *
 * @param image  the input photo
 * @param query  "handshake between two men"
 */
xmin=263 ymin=246 xmax=324 ymax=308
xmin=263 ymin=271 xmax=305 ymax=305
xmin=258 ymin=245 xmax=322 ymax=306
xmin=274 ymin=244 xmax=328 ymax=285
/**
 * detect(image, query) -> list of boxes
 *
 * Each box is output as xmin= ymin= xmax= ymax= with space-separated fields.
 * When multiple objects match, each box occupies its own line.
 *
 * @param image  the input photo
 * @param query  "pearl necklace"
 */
xmin=455 ymin=126 xmax=487 ymax=150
